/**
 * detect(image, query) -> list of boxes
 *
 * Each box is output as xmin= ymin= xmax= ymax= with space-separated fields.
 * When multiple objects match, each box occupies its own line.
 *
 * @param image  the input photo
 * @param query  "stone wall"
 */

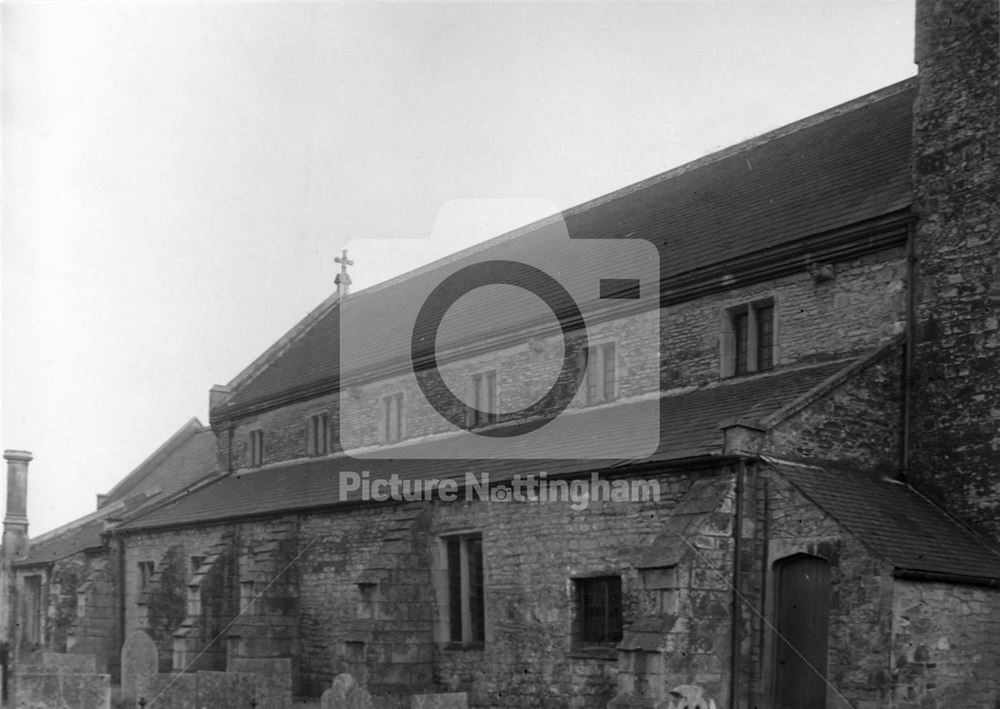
xmin=660 ymin=248 xmax=906 ymax=389
xmin=12 ymin=551 xmax=121 ymax=681
xmin=890 ymin=579 xmax=1000 ymax=708
xmin=123 ymin=525 xmax=229 ymax=670
xmin=121 ymin=467 xmax=733 ymax=707
xmin=123 ymin=519 xmax=302 ymax=685
xmin=218 ymin=247 xmax=905 ymax=475
xmin=910 ymin=0 xmax=1000 ymax=542
xmin=763 ymin=341 xmax=904 ymax=472
xmin=12 ymin=671 xmax=110 ymax=709
xmin=66 ymin=552 xmax=120 ymax=680
xmin=422 ymin=472 xmax=700 ymax=709
xmin=753 ymin=471 xmax=895 ymax=709
xmin=136 ymin=667 xmax=291 ymax=709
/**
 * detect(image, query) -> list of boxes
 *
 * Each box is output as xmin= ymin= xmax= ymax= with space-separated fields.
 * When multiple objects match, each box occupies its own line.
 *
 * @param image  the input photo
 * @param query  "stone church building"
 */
xmin=2 ymin=1 xmax=998 ymax=707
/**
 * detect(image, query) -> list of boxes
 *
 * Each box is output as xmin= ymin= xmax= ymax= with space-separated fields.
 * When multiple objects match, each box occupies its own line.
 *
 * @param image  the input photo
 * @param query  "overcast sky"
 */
xmin=2 ymin=0 xmax=916 ymax=535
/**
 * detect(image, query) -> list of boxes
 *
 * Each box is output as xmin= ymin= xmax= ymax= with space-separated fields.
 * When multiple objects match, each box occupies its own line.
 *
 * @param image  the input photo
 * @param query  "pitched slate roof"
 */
xmin=770 ymin=459 xmax=1000 ymax=583
xmin=103 ymin=418 xmax=218 ymax=505
xmin=16 ymin=420 xmax=220 ymax=566
xmin=123 ymin=360 xmax=848 ymax=531
xmin=16 ymin=517 xmax=109 ymax=566
xmin=218 ymin=79 xmax=916 ymax=414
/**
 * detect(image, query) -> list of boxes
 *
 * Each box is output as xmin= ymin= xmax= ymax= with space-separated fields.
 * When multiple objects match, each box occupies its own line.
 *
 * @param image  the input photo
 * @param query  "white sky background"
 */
xmin=2 ymin=0 xmax=916 ymax=535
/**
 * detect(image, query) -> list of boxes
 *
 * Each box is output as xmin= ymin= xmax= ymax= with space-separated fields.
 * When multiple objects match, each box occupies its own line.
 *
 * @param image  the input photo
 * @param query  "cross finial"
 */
xmin=334 ymin=249 xmax=354 ymax=296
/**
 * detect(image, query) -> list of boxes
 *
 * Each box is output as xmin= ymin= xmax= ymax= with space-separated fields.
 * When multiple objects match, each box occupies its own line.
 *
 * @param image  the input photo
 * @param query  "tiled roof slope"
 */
xmin=221 ymin=80 xmax=916 ymax=412
xmin=17 ymin=517 xmax=109 ymax=566
xmin=771 ymin=459 xmax=1000 ymax=582
xmin=103 ymin=419 xmax=218 ymax=505
xmin=17 ymin=421 xmax=219 ymax=565
xmin=124 ymin=360 xmax=847 ymax=531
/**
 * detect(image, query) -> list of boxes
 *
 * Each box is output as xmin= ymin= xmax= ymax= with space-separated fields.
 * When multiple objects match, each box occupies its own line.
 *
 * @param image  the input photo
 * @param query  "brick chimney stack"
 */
xmin=3 ymin=450 xmax=33 ymax=560
xmin=1 ymin=450 xmax=32 ymax=647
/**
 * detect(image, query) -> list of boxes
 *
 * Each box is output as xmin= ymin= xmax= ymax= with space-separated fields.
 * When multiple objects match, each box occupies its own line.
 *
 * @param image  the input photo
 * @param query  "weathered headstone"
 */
xmin=320 ymin=672 xmax=374 ymax=709
xmin=120 ymin=630 xmax=158 ymax=703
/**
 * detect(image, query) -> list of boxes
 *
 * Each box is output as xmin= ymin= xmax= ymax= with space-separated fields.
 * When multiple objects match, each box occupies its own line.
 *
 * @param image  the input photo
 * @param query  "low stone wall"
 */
xmin=20 ymin=650 xmax=100 ymax=673
xmin=136 ymin=669 xmax=291 ymax=709
xmin=13 ymin=672 xmax=111 ymax=709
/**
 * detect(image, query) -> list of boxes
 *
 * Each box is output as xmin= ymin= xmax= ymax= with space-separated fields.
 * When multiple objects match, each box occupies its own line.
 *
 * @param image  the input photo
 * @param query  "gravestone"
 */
xmin=321 ymin=672 xmax=373 ymax=709
xmin=120 ymin=630 xmax=158 ymax=703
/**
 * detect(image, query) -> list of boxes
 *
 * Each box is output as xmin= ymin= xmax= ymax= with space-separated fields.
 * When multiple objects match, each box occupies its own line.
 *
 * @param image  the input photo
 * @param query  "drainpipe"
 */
xmin=901 ymin=216 xmax=917 ymax=482
xmin=116 ymin=533 xmax=127 ymax=680
xmin=730 ymin=458 xmax=746 ymax=709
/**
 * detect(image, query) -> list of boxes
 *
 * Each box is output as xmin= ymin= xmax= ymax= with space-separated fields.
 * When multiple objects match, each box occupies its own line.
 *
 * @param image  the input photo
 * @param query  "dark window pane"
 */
xmin=757 ymin=306 xmax=774 ymax=371
xmin=578 ymin=576 xmax=622 ymax=644
xmin=734 ymin=312 xmax=749 ymax=375
xmin=603 ymin=344 xmax=616 ymax=401
xmin=446 ymin=538 xmax=463 ymax=642
xmin=466 ymin=537 xmax=485 ymax=642
xmin=486 ymin=372 xmax=497 ymax=425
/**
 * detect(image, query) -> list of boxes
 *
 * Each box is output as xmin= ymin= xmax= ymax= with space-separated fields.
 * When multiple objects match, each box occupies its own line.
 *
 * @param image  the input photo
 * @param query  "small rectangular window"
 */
xmin=468 ymin=371 xmax=497 ymax=427
xmin=249 ymin=429 xmax=265 ymax=467
xmin=734 ymin=312 xmax=749 ymax=375
xmin=756 ymin=305 xmax=774 ymax=371
xmin=190 ymin=556 xmax=205 ymax=577
xmin=381 ymin=393 xmax=404 ymax=443
xmin=240 ymin=581 xmax=256 ymax=614
xmin=186 ymin=585 xmax=201 ymax=617
xmin=575 ymin=576 xmax=623 ymax=645
xmin=724 ymin=299 xmax=775 ymax=377
xmin=307 ymin=412 xmax=330 ymax=456
xmin=586 ymin=343 xmax=617 ymax=404
xmin=444 ymin=534 xmax=485 ymax=646
xmin=23 ymin=575 xmax=43 ymax=644
xmin=138 ymin=561 xmax=155 ymax=591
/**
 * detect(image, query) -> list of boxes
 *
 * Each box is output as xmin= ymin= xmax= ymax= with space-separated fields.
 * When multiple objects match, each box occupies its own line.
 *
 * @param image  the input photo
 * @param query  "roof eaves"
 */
xmin=112 ymin=468 xmax=229 ymax=529
xmin=763 ymin=456 xmax=1000 ymax=584
xmin=13 ymin=541 xmax=105 ymax=568
xmin=761 ymin=456 xmax=903 ymax=569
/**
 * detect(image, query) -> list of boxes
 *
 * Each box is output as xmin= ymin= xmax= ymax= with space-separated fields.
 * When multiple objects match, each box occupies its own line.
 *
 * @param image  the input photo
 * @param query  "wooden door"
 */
xmin=774 ymin=555 xmax=830 ymax=708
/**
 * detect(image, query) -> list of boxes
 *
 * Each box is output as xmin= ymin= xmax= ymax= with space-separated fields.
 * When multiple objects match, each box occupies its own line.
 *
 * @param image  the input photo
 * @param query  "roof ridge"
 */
xmin=216 ymin=78 xmax=917 ymax=410
xmin=340 ymin=77 xmax=919 ymax=302
xmin=102 ymin=417 xmax=206 ymax=504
